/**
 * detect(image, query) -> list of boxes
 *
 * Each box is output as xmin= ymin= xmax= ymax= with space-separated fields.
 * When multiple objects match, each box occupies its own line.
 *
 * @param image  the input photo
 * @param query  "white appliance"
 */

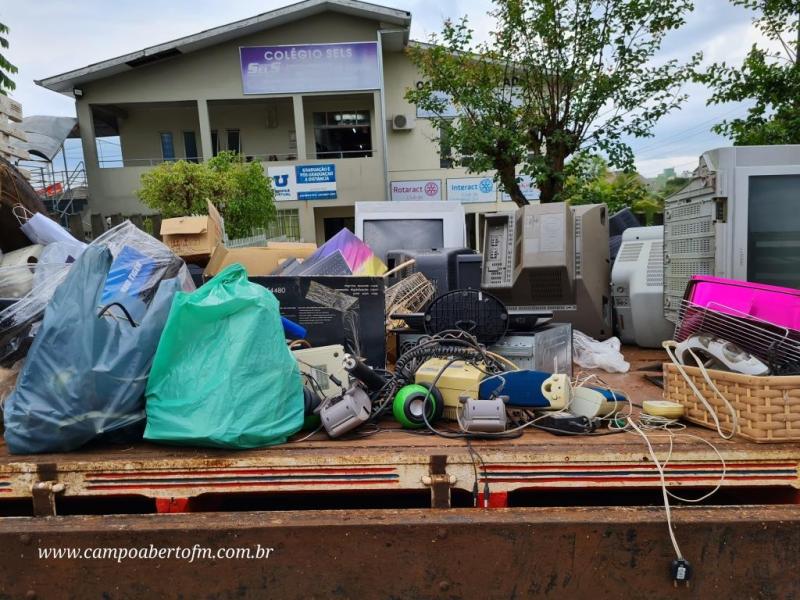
xmin=663 ymin=145 xmax=800 ymax=321
xmin=355 ymin=201 xmax=466 ymax=262
xmin=612 ymin=226 xmax=675 ymax=348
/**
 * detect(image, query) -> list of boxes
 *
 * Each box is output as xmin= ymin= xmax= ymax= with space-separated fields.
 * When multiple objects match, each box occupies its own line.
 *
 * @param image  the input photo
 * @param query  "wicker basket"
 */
xmin=663 ymin=363 xmax=800 ymax=443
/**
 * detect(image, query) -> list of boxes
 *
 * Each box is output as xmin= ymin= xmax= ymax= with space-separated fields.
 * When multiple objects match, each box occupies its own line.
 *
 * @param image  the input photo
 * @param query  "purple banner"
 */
xmin=239 ymin=42 xmax=380 ymax=94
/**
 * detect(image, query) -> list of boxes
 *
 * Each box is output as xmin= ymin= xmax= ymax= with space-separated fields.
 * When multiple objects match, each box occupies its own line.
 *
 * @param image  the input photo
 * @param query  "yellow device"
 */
xmin=414 ymin=358 xmax=485 ymax=420
xmin=643 ymin=400 xmax=685 ymax=419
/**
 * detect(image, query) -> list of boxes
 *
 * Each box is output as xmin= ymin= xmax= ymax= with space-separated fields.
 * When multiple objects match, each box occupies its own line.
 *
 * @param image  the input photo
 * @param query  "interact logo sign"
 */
xmin=446 ymin=177 xmax=497 ymax=203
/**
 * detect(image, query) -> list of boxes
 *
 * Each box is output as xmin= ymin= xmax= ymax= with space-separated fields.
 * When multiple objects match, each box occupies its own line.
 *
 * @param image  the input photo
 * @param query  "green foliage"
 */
xmin=406 ymin=0 xmax=699 ymax=204
xmin=0 ymin=23 xmax=18 ymax=95
xmin=562 ymin=153 xmax=659 ymax=217
xmin=699 ymin=0 xmax=800 ymax=144
xmin=136 ymin=151 xmax=276 ymax=239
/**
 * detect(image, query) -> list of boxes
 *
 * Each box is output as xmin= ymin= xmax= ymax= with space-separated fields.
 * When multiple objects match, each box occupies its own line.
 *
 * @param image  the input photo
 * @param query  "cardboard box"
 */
xmin=160 ymin=200 xmax=223 ymax=261
xmin=251 ymin=276 xmax=386 ymax=368
xmin=204 ymin=242 xmax=317 ymax=278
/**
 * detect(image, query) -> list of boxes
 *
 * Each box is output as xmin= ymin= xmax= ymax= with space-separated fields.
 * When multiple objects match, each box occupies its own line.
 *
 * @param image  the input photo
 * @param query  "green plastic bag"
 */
xmin=144 ymin=264 xmax=303 ymax=449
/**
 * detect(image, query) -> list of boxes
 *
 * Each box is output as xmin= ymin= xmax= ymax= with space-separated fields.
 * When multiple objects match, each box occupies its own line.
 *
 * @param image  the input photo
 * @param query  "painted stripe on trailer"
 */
xmin=482 ymin=469 xmax=796 ymax=478
xmin=483 ymin=475 xmax=797 ymax=484
xmin=483 ymin=462 xmax=798 ymax=471
xmin=88 ymin=467 xmax=397 ymax=479
xmin=86 ymin=473 xmax=401 ymax=485
xmin=87 ymin=479 xmax=400 ymax=491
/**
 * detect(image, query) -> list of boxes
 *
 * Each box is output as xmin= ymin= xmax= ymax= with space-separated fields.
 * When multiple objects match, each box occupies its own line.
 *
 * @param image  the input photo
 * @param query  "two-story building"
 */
xmin=37 ymin=0 xmax=538 ymax=245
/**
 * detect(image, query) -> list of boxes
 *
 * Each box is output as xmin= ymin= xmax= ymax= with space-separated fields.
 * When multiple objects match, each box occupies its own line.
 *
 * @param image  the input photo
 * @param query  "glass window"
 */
xmin=266 ymin=209 xmax=301 ymax=241
xmin=439 ymin=125 xmax=453 ymax=169
xmin=159 ymin=132 xmax=175 ymax=161
xmin=226 ymin=129 xmax=241 ymax=154
xmin=313 ymin=110 xmax=372 ymax=159
xmin=183 ymin=131 xmax=198 ymax=163
xmin=211 ymin=130 xmax=219 ymax=157
xmin=747 ymin=174 xmax=800 ymax=288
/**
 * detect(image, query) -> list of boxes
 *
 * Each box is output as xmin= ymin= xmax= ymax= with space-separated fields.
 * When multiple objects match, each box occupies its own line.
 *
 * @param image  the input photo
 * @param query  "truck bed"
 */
xmin=2 ymin=348 xmax=798 ymax=514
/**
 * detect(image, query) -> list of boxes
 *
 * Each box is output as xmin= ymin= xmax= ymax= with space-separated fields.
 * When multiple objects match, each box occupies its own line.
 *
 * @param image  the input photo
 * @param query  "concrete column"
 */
xmin=76 ymin=100 xmax=98 ymax=168
xmin=292 ymin=95 xmax=306 ymax=160
xmin=196 ymin=99 xmax=213 ymax=161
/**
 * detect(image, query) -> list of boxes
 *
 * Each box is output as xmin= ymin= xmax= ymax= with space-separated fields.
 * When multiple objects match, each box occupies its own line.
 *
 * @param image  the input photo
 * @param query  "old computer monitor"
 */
xmin=481 ymin=202 xmax=612 ymax=339
xmin=355 ymin=201 xmax=466 ymax=262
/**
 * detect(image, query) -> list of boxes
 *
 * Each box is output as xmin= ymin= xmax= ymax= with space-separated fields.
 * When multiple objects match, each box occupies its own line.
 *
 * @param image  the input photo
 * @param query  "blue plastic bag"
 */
xmin=3 ymin=245 xmax=180 ymax=454
xmin=144 ymin=263 xmax=304 ymax=449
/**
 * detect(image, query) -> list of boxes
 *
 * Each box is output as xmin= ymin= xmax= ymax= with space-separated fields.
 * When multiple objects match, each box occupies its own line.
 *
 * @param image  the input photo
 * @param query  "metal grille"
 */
xmin=675 ymin=300 xmax=800 ymax=374
xmin=646 ymin=241 xmax=663 ymax=287
xmin=667 ymin=237 xmax=713 ymax=257
xmin=266 ymin=209 xmax=301 ymax=241
xmin=668 ymin=219 xmax=712 ymax=237
xmin=617 ymin=242 xmax=643 ymax=263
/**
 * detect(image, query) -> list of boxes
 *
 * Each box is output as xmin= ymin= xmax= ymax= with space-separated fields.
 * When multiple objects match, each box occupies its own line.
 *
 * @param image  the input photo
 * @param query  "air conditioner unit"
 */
xmin=392 ymin=114 xmax=414 ymax=131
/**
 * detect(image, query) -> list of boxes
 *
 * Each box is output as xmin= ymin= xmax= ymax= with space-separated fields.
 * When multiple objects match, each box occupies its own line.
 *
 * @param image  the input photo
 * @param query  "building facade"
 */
xmin=38 ymin=0 xmax=535 ymax=245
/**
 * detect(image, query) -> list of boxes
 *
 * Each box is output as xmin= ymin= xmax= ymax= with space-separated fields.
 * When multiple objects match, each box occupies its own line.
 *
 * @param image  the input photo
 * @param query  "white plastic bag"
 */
xmin=573 ymin=330 xmax=630 ymax=373
xmin=0 ymin=245 xmax=43 ymax=298
xmin=20 ymin=212 xmax=86 ymax=247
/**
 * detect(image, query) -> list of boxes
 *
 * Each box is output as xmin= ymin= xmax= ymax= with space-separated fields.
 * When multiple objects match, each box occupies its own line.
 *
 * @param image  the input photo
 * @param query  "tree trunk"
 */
xmin=497 ymin=162 xmax=529 ymax=208
xmin=539 ymin=146 xmax=568 ymax=203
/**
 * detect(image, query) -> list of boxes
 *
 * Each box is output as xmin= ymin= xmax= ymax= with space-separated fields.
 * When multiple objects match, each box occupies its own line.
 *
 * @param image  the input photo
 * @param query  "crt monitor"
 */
xmin=355 ymin=201 xmax=466 ymax=262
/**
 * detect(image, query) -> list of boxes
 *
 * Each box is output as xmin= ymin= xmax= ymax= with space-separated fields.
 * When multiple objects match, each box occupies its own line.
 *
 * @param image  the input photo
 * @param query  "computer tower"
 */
xmin=663 ymin=145 xmax=800 ymax=322
xmin=612 ymin=226 xmax=675 ymax=348
xmin=385 ymin=248 xmax=476 ymax=295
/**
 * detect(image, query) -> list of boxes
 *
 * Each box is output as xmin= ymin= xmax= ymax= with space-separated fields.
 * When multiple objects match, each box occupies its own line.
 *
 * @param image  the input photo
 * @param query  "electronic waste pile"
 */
xmin=2 ymin=195 xmax=800 ymax=586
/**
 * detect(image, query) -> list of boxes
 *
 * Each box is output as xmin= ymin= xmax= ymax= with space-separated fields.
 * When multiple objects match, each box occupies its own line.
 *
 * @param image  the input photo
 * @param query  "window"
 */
xmin=183 ymin=131 xmax=198 ymax=163
xmin=226 ymin=129 xmax=241 ymax=154
xmin=211 ymin=130 xmax=219 ymax=157
xmin=439 ymin=124 xmax=453 ymax=168
xmin=313 ymin=111 xmax=371 ymax=159
xmin=266 ymin=209 xmax=301 ymax=241
xmin=159 ymin=132 xmax=175 ymax=161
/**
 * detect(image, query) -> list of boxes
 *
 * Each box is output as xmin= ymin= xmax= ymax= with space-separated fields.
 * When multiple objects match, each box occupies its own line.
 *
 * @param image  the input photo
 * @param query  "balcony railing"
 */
xmin=97 ymin=150 xmax=374 ymax=168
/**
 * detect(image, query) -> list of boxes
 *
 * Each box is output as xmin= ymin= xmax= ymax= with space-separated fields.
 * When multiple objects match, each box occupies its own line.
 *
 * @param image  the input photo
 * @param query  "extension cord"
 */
xmin=643 ymin=400 xmax=685 ymax=420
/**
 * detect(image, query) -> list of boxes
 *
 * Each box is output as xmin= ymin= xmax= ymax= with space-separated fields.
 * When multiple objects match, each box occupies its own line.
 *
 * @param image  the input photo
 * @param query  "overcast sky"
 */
xmin=2 ymin=0 xmax=762 ymax=176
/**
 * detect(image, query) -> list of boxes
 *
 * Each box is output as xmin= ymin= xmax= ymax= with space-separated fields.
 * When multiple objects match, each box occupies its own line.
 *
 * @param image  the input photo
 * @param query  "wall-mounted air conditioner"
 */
xmin=392 ymin=114 xmax=415 ymax=131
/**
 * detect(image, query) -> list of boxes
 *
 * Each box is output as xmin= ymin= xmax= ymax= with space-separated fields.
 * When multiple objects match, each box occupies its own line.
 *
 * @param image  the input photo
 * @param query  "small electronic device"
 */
xmin=611 ymin=226 xmax=675 ymax=348
xmin=292 ymin=345 xmax=348 ymax=400
xmin=643 ymin=400 xmax=685 ymax=419
xmin=355 ymin=201 xmax=466 ymax=262
xmin=414 ymin=358 xmax=485 ymax=420
xmin=479 ymin=370 xmax=553 ymax=409
xmin=385 ymin=248 xmax=476 ymax=294
xmin=569 ymin=387 xmax=627 ymax=418
xmin=343 ymin=353 xmax=387 ymax=392
xmin=674 ymin=335 xmax=769 ymax=375
xmin=458 ymin=396 xmax=508 ymax=433
xmin=320 ymin=385 xmax=371 ymax=438
xmin=534 ymin=413 xmax=596 ymax=435
xmin=392 ymin=384 xmax=444 ymax=429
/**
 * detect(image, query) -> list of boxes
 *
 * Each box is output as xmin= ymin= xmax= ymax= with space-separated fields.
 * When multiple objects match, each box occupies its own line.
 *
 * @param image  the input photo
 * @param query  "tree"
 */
xmin=407 ymin=0 xmax=699 ymax=205
xmin=562 ymin=152 xmax=659 ymax=217
xmin=699 ymin=0 xmax=800 ymax=145
xmin=137 ymin=152 xmax=276 ymax=239
xmin=0 ymin=23 xmax=17 ymax=94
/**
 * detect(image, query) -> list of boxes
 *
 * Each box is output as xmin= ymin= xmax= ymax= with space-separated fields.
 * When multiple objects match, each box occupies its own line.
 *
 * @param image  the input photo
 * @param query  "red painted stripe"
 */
xmin=484 ymin=462 xmax=796 ymax=471
xmin=484 ymin=474 xmax=796 ymax=484
xmin=88 ymin=467 xmax=397 ymax=479
xmin=86 ymin=479 xmax=400 ymax=491
xmin=0 ymin=488 xmax=10 ymax=493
